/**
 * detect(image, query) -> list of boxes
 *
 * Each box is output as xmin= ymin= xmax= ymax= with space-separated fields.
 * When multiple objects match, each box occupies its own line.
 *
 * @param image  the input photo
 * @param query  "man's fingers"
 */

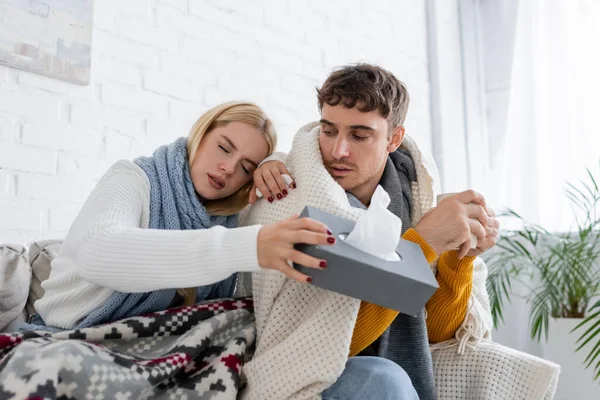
xmin=457 ymin=189 xmax=487 ymax=207
xmin=468 ymin=219 xmax=487 ymax=243
xmin=485 ymin=205 xmax=496 ymax=217
xmin=487 ymin=216 xmax=500 ymax=229
xmin=458 ymin=241 xmax=471 ymax=259
xmin=466 ymin=203 xmax=488 ymax=227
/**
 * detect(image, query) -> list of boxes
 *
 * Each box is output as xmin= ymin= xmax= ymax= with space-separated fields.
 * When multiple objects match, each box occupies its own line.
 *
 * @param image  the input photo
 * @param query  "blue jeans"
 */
xmin=322 ymin=357 xmax=419 ymax=400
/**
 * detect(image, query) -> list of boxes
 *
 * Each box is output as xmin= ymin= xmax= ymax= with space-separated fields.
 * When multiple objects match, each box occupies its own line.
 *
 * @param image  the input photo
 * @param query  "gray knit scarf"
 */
xmin=21 ymin=138 xmax=239 ymax=332
xmin=347 ymin=148 xmax=437 ymax=400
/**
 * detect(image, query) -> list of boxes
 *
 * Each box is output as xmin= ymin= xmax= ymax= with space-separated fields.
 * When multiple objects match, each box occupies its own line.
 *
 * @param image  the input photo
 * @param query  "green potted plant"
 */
xmin=484 ymin=165 xmax=600 ymax=397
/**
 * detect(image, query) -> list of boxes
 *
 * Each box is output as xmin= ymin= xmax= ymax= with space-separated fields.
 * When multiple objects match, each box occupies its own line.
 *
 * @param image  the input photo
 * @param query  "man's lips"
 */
xmin=208 ymin=173 xmax=225 ymax=189
xmin=329 ymin=165 xmax=353 ymax=176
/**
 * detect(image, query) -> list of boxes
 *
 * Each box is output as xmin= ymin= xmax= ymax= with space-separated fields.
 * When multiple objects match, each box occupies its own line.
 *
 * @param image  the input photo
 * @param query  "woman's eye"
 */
xmin=219 ymin=145 xmax=230 ymax=154
xmin=242 ymin=165 xmax=250 ymax=175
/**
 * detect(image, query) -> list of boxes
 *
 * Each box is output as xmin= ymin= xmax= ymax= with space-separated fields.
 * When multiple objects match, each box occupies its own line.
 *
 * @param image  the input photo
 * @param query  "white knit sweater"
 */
xmin=239 ymin=123 xmax=560 ymax=400
xmin=35 ymin=160 xmax=262 ymax=329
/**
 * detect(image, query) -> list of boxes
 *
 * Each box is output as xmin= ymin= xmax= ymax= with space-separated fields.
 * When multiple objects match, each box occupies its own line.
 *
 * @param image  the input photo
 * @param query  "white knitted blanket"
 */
xmin=239 ymin=123 xmax=560 ymax=400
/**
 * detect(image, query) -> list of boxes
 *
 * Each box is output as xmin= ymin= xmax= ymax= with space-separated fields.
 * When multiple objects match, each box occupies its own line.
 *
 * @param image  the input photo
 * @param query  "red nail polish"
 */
xmin=268 ymin=196 xmax=273 ymax=202
xmin=282 ymin=189 xmax=288 ymax=196
xmin=327 ymin=229 xmax=332 ymax=235
xmin=320 ymin=261 xmax=327 ymax=268
xmin=276 ymin=193 xmax=282 ymax=200
xmin=306 ymin=277 xmax=313 ymax=283
xmin=327 ymin=237 xmax=335 ymax=244
xmin=291 ymin=182 xmax=297 ymax=189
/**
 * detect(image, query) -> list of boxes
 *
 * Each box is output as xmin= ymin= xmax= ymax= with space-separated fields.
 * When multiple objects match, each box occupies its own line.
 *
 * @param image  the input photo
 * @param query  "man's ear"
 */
xmin=387 ymin=126 xmax=405 ymax=153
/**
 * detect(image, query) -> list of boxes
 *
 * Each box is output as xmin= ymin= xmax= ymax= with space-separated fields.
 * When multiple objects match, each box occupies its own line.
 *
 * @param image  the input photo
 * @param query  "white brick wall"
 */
xmin=0 ymin=0 xmax=437 ymax=245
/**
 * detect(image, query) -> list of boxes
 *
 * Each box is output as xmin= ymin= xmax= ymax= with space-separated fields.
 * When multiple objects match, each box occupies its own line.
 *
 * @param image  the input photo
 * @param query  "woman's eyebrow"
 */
xmin=222 ymin=134 xmax=259 ymax=168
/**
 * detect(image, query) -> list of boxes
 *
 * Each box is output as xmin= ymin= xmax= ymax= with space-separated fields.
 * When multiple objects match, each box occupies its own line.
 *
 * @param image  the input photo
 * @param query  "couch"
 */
xmin=0 ymin=240 xmax=561 ymax=399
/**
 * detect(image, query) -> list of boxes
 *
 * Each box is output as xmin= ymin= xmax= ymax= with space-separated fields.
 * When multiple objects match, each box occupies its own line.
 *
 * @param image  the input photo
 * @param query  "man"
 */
xmin=243 ymin=64 xmax=499 ymax=400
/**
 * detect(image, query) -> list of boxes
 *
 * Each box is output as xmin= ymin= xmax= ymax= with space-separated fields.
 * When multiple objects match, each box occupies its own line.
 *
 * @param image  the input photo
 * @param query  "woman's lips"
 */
xmin=208 ymin=174 xmax=225 ymax=189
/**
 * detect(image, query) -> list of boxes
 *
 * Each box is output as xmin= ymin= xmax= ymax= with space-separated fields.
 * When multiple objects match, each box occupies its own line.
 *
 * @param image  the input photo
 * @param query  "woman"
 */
xmin=32 ymin=101 xmax=334 ymax=331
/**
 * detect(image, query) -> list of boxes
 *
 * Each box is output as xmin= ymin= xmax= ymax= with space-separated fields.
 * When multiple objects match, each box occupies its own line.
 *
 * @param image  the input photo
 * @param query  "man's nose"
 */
xmin=331 ymin=137 xmax=350 ymax=159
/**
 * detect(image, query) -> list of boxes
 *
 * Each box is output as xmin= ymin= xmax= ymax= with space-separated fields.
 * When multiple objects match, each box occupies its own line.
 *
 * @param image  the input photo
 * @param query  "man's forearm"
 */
xmin=401 ymin=229 xmax=475 ymax=343
xmin=425 ymin=251 xmax=475 ymax=343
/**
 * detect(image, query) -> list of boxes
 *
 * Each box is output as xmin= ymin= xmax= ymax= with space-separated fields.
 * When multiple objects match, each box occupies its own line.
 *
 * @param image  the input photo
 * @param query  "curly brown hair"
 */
xmin=317 ymin=63 xmax=410 ymax=130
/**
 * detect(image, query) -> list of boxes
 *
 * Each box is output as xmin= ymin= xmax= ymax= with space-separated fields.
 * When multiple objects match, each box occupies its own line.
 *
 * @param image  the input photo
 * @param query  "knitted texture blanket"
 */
xmin=347 ymin=152 xmax=435 ymax=400
xmin=238 ymin=122 xmax=560 ymax=400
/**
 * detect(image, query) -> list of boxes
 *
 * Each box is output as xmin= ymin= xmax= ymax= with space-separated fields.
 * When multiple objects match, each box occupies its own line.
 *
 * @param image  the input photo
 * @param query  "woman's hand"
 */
xmin=249 ymin=160 xmax=296 ymax=204
xmin=257 ymin=215 xmax=334 ymax=283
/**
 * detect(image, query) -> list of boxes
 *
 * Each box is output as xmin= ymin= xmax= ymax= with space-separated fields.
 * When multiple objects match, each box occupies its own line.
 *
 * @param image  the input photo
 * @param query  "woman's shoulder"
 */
xmin=102 ymin=160 xmax=149 ymax=185
xmin=91 ymin=160 xmax=151 ymax=203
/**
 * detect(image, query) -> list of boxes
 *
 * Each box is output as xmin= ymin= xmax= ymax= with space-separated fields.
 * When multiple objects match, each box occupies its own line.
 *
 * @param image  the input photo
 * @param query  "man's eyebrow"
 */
xmin=222 ymin=134 xmax=259 ymax=168
xmin=348 ymin=124 xmax=376 ymax=132
xmin=320 ymin=119 xmax=338 ymax=128
xmin=320 ymin=119 xmax=375 ymax=132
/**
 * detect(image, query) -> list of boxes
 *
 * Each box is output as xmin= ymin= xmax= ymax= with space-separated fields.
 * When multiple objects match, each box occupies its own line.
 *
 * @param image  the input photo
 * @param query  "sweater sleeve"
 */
xmin=349 ymin=228 xmax=438 ymax=356
xmin=70 ymin=161 xmax=262 ymax=293
xmin=425 ymin=251 xmax=475 ymax=343
xmin=258 ymin=151 xmax=288 ymax=166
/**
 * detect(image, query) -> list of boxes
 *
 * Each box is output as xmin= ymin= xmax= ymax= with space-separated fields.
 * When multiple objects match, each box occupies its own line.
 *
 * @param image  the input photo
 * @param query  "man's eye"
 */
xmin=353 ymin=135 xmax=369 ymax=141
xmin=323 ymin=130 xmax=334 ymax=136
xmin=219 ymin=145 xmax=230 ymax=154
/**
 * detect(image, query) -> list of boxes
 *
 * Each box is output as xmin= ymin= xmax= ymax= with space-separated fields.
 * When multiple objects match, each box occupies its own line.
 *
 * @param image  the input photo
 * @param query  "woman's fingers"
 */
xmin=248 ymin=182 xmax=258 ymax=204
xmin=268 ymin=168 xmax=289 ymax=199
xmin=254 ymin=174 xmax=274 ymax=202
xmin=262 ymin=169 xmax=282 ymax=200
xmin=275 ymin=261 xmax=312 ymax=283
xmin=287 ymin=217 xmax=331 ymax=235
xmin=277 ymin=163 xmax=297 ymax=189
xmin=286 ymin=230 xmax=334 ymax=247
xmin=287 ymin=250 xmax=327 ymax=270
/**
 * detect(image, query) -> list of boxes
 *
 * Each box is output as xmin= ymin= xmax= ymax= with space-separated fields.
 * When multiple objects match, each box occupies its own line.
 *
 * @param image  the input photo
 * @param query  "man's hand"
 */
xmin=465 ymin=205 xmax=499 ymax=257
xmin=414 ymin=190 xmax=489 ymax=259
xmin=249 ymin=160 xmax=296 ymax=204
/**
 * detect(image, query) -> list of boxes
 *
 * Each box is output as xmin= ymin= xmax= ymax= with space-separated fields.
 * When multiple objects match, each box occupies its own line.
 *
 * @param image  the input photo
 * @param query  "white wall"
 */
xmin=0 ymin=0 xmax=437 ymax=245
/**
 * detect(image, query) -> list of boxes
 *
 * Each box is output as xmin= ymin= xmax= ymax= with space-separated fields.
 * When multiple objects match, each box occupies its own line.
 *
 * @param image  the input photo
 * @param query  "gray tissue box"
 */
xmin=294 ymin=206 xmax=439 ymax=316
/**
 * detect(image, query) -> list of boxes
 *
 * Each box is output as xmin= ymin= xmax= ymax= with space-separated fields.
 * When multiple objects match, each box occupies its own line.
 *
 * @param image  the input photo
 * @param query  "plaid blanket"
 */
xmin=0 ymin=298 xmax=255 ymax=400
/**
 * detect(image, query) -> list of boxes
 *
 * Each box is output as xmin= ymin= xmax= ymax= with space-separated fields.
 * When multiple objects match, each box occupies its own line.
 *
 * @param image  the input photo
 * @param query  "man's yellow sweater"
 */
xmin=349 ymin=228 xmax=474 ymax=356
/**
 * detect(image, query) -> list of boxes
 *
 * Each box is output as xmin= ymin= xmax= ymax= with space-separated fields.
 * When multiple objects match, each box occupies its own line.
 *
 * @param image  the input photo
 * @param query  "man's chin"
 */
xmin=331 ymin=175 xmax=353 ymax=190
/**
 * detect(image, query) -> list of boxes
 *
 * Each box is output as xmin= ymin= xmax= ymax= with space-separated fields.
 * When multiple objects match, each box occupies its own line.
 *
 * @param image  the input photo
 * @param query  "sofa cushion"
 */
xmin=0 ymin=244 xmax=30 ymax=332
xmin=27 ymin=240 xmax=61 ymax=316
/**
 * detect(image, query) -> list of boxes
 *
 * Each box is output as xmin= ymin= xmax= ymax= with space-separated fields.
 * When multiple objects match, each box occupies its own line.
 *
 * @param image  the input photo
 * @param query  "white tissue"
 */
xmin=255 ymin=174 xmax=294 ymax=199
xmin=344 ymin=185 xmax=401 ymax=261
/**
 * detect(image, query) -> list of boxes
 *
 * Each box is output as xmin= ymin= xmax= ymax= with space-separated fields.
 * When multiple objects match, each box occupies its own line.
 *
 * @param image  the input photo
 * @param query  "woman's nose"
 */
xmin=219 ymin=160 xmax=235 ymax=175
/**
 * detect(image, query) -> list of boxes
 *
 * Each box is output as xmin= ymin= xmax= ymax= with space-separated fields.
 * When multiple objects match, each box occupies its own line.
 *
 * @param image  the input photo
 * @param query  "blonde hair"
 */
xmin=178 ymin=101 xmax=277 ymax=306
